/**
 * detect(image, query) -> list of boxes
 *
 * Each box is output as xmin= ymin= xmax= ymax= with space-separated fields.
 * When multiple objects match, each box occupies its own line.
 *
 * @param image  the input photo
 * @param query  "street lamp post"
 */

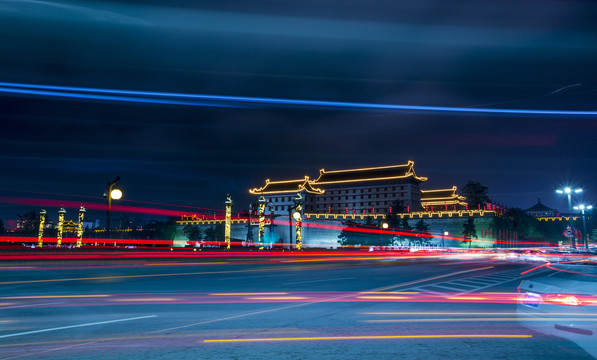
xmin=105 ymin=176 xmax=122 ymax=241
xmin=380 ymin=222 xmax=388 ymax=245
xmin=442 ymin=230 xmax=449 ymax=248
xmin=573 ymin=204 xmax=593 ymax=249
xmin=556 ymin=186 xmax=582 ymax=249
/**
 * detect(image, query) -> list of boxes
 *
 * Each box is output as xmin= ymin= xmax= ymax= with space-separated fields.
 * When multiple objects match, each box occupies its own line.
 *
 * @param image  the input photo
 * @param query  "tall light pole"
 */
xmin=573 ymin=204 xmax=593 ymax=249
xmin=442 ymin=230 xmax=449 ymax=248
xmin=556 ymin=186 xmax=582 ymax=249
xmin=104 ymin=176 xmax=122 ymax=241
xmin=380 ymin=221 xmax=388 ymax=245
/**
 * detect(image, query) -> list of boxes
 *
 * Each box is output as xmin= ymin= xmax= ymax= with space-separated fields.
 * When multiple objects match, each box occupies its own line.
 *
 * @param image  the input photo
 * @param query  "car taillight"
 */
xmin=544 ymin=294 xmax=584 ymax=306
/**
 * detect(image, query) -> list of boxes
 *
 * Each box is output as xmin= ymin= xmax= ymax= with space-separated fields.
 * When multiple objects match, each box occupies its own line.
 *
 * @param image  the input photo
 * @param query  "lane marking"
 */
xmin=0 ymin=341 xmax=97 ymax=360
xmin=150 ymin=266 xmax=493 ymax=333
xmin=0 ymin=268 xmax=288 ymax=285
xmin=283 ymin=277 xmax=355 ymax=285
xmin=0 ymin=315 xmax=157 ymax=339
xmin=0 ymin=329 xmax=311 ymax=349
xmin=0 ymin=302 xmax=64 ymax=310
xmin=218 ymin=274 xmax=289 ymax=280
xmin=204 ymin=334 xmax=532 ymax=343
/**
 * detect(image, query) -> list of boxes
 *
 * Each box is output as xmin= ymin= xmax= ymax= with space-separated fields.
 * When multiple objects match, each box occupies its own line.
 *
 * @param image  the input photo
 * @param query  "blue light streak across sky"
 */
xmin=1 ymin=81 xmax=596 ymax=117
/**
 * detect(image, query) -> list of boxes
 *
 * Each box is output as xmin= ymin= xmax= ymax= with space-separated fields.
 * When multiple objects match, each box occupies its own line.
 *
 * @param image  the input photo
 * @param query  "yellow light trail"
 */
xmin=146 ymin=262 xmax=229 ymax=266
xmin=209 ymin=292 xmax=288 ymax=296
xmin=109 ymin=298 xmax=176 ymax=302
xmin=203 ymin=334 xmax=532 ymax=343
xmin=0 ymin=268 xmax=283 ymax=285
xmin=357 ymin=296 xmax=410 ymax=300
xmin=364 ymin=312 xmax=597 ymax=316
xmin=245 ymin=297 xmax=308 ymax=300
xmin=0 ymin=295 xmax=110 ymax=299
xmin=363 ymin=318 xmax=597 ymax=323
xmin=445 ymin=296 xmax=486 ymax=300
xmin=0 ymin=329 xmax=310 ymax=348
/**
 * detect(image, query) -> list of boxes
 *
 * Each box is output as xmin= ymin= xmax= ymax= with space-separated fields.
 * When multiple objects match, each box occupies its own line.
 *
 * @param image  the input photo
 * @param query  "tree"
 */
xmin=463 ymin=218 xmax=477 ymax=247
xmin=414 ymin=219 xmax=432 ymax=246
xmin=153 ymin=217 xmax=179 ymax=242
xmin=338 ymin=218 xmax=391 ymax=247
xmin=461 ymin=181 xmax=490 ymax=209
xmin=182 ymin=224 xmax=203 ymax=241
xmin=204 ymin=223 xmax=225 ymax=245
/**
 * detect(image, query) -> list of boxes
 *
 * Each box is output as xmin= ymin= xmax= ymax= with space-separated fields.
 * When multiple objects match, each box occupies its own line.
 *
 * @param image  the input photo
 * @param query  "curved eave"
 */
xmin=314 ymin=173 xmax=427 ymax=185
xmin=421 ymin=195 xmax=466 ymax=201
xmin=422 ymin=200 xmax=468 ymax=206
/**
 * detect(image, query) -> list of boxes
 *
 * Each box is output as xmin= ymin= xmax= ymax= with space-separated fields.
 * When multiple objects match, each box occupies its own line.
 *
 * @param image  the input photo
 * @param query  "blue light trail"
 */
xmin=1 ymin=81 xmax=596 ymax=117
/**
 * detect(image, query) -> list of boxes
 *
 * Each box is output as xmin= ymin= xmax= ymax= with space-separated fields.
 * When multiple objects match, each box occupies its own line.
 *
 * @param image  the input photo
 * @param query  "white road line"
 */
xmin=425 ymin=284 xmax=472 ymax=291
xmin=0 ymin=302 xmax=64 ymax=310
xmin=284 ymin=277 xmax=355 ymax=285
xmin=218 ymin=274 xmax=290 ymax=280
xmin=0 ymin=315 xmax=157 ymax=339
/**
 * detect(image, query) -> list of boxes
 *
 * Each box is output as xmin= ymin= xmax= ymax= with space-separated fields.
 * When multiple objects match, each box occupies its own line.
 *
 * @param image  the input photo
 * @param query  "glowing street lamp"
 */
xmin=556 ymin=186 xmax=582 ymax=249
xmin=104 ymin=176 xmax=122 ymax=241
xmin=380 ymin=222 xmax=388 ymax=245
xmin=442 ymin=230 xmax=449 ymax=248
xmin=573 ymin=204 xmax=593 ymax=249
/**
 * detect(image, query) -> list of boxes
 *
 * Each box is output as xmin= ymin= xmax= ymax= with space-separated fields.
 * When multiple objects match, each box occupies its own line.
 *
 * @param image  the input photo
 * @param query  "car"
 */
xmin=517 ymin=262 xmax=597 ymax=358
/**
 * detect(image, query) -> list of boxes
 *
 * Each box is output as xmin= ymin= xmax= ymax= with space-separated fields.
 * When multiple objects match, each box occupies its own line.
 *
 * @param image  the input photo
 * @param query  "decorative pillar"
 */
xmin=258 ymin=195 xmax=266 ymax=249
xmin=57 ymin=207 xmax=66 ymax=248
xmin=76 ymin=205 xmax=86 ymax=248
xmin=37 ymin=208 xmax=46 ymax=248
xmin=224 ymin=195 xmax=233 ymax=250
xmin=293 ymin=193 xmax=304 ymax=250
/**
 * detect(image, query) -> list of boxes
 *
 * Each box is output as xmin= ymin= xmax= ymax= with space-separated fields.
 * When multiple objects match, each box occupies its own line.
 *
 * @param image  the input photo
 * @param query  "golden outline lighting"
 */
xmin=203 ymin=334 xmax=532 ymax=343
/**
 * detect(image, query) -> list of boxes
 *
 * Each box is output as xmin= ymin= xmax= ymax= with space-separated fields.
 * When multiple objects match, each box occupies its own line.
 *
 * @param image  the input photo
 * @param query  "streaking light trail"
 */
xmin=203 ymin=334 xmax=532 ymax=343
xmin=1 ymin=82 xmax=597 ymax=117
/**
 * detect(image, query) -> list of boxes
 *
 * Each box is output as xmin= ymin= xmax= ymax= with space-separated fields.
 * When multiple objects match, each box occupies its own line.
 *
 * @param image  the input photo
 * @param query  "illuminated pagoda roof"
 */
xmin=421 ymin=186 xmax=467 ymax=206
xmin=249 ymin=176 xmax=325 ymax=195
xmin=525 ymin=199 xmax=557 ymax=213
xmin=312 ymin=161 xmax=427 ymax=185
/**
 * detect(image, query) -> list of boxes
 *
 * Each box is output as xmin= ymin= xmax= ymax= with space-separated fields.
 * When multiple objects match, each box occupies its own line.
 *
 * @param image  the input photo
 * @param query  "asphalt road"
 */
xmin=0 ymin=251 xmax=593 ymax=360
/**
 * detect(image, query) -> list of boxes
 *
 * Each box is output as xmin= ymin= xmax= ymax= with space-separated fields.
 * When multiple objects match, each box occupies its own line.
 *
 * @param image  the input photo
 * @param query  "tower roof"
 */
xmin=249 ymin=176 xmax=325 ymax=195
xmin=525 ymin=199 xmax=556 ymax=212
xmin=421 ymin=186 xmax=467 ymax=206
xmin=312 ymin=161 xmax=427 ymax=185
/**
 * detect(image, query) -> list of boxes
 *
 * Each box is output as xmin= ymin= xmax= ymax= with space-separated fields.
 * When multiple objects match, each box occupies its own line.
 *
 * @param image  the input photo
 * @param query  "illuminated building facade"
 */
xmin=421 ymin=186 xmax=467 ymax=211
xmin=249 ymin=176 xmax=324 ymax=215
xmin=250 ymin=161 xmax=465 ymax=216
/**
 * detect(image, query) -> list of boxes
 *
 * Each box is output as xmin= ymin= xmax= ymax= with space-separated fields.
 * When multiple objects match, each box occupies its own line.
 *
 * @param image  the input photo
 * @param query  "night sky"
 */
xmin=1 ymin=0 xmax=597 ymax=225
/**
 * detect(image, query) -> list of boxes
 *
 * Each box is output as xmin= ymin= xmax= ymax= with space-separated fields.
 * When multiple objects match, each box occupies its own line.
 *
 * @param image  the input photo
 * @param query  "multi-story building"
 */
xmin=250 ymin=161 xmax=466 ymax=216
xmin=421 ymin=186 xmax=468 ymax=211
